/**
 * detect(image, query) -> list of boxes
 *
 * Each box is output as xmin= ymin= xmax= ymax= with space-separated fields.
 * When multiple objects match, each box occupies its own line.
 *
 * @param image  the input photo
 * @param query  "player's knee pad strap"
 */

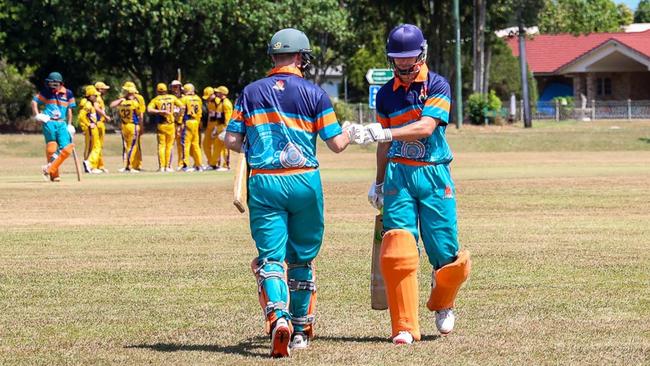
xmin=426 ymin=249 xmax=471 ymax=311
xmin=251 ymin=257 xmax=289 ymax=334
xmin=380 ymin=229 xmax=421 ymax=340
xmin=287 ymin=262 xmax=317 ymax=338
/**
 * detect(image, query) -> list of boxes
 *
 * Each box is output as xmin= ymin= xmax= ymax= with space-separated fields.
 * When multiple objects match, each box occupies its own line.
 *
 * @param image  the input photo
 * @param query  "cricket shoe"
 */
xmin=195 ymin=166 xmax=204 ymax=172
xmin=182 ymin=167 xmax=195 ymax=172
xmin=165 ymin=167 xmax=175 ymax=172
xmin=130 ymin=169 xmax=140 ymax=173
xmin=41 ymin=164 xmax=51 ymax=181
xmin=90 ymin=168 xmax=103 ymax=174
xmin=100 ymin=168 xmax=109 ymax=173
xmin=270 ymin=318 xmax=291 ymax=358
xmin=216 ymin=166 xmax=230 ymax=172
xmin=435 ymin=308 xmax=455 ymax=335
xmin=392 ymin=331 xmax=414 ymax=345
xmin=51 ymin=176 xmax=61 ymax=182
xmin=82 ymin=160 xmax=91 ymax=173
xmin=157 ymin=168 xmax=165 ymax=172
xmin=118 ymin=167 xmax=129 ymax=173
xmin=289 ymin=332 xmax=309 ymax=350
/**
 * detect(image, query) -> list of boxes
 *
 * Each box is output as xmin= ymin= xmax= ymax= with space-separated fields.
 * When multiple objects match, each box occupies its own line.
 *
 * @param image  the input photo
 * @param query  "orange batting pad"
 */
xmin=426 ymin=249 xmax=471 ymax=311
xmin=45 ymin=142 xmax=58 ymax=161
xmin=48 ymin=144 xmax=74 ymax=176
xmin=379 ymin=229 xmax=420 ymax=341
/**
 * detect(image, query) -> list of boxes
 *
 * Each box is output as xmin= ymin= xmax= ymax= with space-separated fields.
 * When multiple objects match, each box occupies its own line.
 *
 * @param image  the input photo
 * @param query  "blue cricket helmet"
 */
xmin=386 ymin=24 xmax=427 ymax=59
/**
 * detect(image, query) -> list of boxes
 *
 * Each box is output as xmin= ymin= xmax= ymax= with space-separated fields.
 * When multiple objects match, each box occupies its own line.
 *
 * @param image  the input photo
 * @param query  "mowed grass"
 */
xmin=0 ymin=120 xmax=649 ymax=365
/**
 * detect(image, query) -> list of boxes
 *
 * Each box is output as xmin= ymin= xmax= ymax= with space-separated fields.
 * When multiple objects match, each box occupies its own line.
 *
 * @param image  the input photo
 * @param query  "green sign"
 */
xmin=366 ymin=68 xmax=394 ymax=85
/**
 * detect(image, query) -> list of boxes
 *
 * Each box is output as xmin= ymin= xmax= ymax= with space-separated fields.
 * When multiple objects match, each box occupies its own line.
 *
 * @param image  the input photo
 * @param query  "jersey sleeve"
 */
xmin=33 ymin=93 xmax=46 ymax=106
xmin=422 ymin=78 xmax=451 ymax=124
xmin=314 ymin=93 xmax=341 ymax=140
xmin=225 ymin=95 xmax=246 ymax=134
xmin=223 ymin=99 xmax=234 ymax=126
xmin=147 ymin=97 xmax=157 ymax=111
xmin=67 ymin=90 xmax=77 ymax=109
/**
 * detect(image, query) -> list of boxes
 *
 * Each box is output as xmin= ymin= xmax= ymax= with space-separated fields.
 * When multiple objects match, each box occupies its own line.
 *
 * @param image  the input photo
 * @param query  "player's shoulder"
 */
xmin=427 ymin=71 xmax=450 ymax=92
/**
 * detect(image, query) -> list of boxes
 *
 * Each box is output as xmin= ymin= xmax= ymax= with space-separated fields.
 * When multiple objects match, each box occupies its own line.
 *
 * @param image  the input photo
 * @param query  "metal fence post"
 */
xmin=358 ymin=103 xmax=362 ymax=124
xmin=627 ymin=99 xmax=632 ymax=120
xmin=591 ymin=99 xmax=596 ymax=120
xmin=520 ymin=99 xmax=524 ymax=122
xmin=555 ymin=99 xmax=560 ymax=121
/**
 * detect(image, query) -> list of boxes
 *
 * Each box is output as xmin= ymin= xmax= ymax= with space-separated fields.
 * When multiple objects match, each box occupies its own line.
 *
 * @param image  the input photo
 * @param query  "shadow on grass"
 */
xmin=127 ymin=333 xmax=441 ymax=357
xmin=639 ymin=137 xmax=650 ymax=144
xmin=126 ymin=336 xmax=269 ymax=358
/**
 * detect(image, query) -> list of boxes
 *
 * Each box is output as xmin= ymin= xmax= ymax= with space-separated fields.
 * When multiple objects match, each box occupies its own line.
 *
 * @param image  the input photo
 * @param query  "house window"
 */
xmin=596 ymin=77 xmax=612 ymax=96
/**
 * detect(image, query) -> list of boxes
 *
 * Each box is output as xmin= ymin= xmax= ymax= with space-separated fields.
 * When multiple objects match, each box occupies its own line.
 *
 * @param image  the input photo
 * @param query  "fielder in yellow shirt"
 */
xmin=201 ymin=86 xmax=222 ymax=170
xmin=180 ymin=83 xmax=203 ymax=172
xmin=214 ymin=85 xmax=234 ymax=171
xmin=78 ymin=85 xmax=103 ymax=174
xmin=170 ymin=80 xmax=185 ymax=170
xmin=148 ymin=83 xmax=184 ymax=172
xmin=111 ymin=86 xmax=142 ymax=172
xmin=94 ymin=81 xmax=111 ymax=173
xmin=123 ymin=81 xmax=146 ymax=169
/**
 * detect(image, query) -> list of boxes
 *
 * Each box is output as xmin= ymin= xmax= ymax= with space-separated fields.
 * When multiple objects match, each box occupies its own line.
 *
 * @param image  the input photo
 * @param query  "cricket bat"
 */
xmin=233 ymin=152 xmax=248 ymax=213
xmin=71 ymin=147 xmax=82 ymax=182
xmin=370 ymin=213 xmax=388 ymax=310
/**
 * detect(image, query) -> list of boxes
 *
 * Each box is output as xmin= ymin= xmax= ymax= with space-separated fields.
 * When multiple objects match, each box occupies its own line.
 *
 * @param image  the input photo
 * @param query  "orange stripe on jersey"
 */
xmin=231 ymin=109 xmax=244 ymax=122
xmin=377 ymin=114 xmax=390 ymax=128
xmin=250 ymin=166 xmax=316 ymax=176
xmin=246 ymin=111 xmax=315 ymax=133
xmin=425 ymin=97 xmax=451 ymax=112
xmin=315 ymin=111 xmax=337 ymax=130
xmin=389 ymin=108 xmax=421 ymax=127
xmin=390 ymin=157 xmax=437 ymax=166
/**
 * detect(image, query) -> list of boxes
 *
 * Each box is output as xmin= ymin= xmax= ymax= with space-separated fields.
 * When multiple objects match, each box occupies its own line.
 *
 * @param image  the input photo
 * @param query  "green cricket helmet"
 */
xmin=268 ymin=28 xmax=313 ymax=70
xmin=45 ymin=72 xmax=64 ymax=83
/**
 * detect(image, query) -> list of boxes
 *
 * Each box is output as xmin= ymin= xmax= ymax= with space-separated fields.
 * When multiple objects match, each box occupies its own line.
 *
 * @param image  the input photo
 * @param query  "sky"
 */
xmin=617 ymin=0 xmax=640 ymax=10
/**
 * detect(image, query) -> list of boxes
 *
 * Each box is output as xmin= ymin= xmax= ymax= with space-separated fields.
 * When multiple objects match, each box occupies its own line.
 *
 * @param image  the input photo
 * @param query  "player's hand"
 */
xmin=368 ymin=182 xmax=384 ymax=209
xmin=364 ymin=123 xmax=392 ymax=143
xmin=211 ymin=127 xmax=218 ymax=139
xmin=90 ymin=122 xmax=96 ymax=129
xmin=342 ymin=121 xmax=367 ymax=145
xmin=218 ymin=131 xmax=226 ymax=141
xmin=66 ymin=124 xmax=76 ymax=137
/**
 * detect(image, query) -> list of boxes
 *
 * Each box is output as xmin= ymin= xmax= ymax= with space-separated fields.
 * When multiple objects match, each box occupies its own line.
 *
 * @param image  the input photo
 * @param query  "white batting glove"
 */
xmin=35 ymin=113 xmax=50 ymax=123
xmin=365 ymin=123 xmax=392 ymax=143
xmin=342 ymin=122 xmax=368 ymax=145
xmin=67 ymin=124 xmax=76 ymax=137
xmin=368 ymin=182 xmax=384 ymax=209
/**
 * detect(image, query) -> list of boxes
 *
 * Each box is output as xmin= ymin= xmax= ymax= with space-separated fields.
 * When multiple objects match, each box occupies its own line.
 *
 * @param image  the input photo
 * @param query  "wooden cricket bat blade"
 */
xmin=72 ymin=148 xmax=82 ymax=182
xmin=371 ymin=214 xmax=388 ymax=310
xmin=233 ymin=152 xmax=248 ymax=213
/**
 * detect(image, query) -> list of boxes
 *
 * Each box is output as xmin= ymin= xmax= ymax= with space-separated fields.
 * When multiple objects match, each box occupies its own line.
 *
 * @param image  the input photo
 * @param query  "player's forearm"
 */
xmin=225 ymin=132 xmax=244 ymax=152
xmin=325 ymin=130 xmax=351 ymax=153
xmin=67 ymin=109 xmax=73 ymax=125
xmin=375 ymin=142 xmax=390 ymax=184
xmin=390 ymin=117 xmax=438 ymax=141
xmin=31 ymin=101 xmax=39 ymax=116
xmin=110 ymin=98 xmax=125 ymax=108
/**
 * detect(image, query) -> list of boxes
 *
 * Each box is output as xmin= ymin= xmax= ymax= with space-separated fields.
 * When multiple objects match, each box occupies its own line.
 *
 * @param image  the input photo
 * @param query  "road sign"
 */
xmin=366 ymin=68 xmax=394 ymax=85
xmin=369 ymin=85 xmax=381 ymax=109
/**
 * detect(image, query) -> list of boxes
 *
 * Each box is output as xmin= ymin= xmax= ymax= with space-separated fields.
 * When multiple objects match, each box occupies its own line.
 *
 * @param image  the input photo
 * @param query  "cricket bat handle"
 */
xmin=233 ymin=152 xmax=248 ymax=213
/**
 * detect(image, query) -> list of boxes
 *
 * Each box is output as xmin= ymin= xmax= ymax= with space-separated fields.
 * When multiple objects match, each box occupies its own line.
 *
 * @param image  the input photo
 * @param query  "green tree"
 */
xmin=539 ymin=0 xmax=624 ymax=34
xmin=635 ymin=0 xmax=650 ymax=22
xmin=617 ymin=4 xmax=634 ymax=26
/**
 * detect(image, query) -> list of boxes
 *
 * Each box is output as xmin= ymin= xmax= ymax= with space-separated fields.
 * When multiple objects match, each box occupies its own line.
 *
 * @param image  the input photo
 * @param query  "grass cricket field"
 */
xmin=1 ymin=120 xmax=649 ymax=365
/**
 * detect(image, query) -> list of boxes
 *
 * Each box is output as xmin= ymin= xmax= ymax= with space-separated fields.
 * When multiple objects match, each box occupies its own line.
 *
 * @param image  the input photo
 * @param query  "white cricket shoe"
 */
xmin=118 ymin=167 xmax=128 ymax=173
xmin=270 ymin=318 xmax=291 ymax=358
xmin=90 ymin=168 xmax=103 ymax=174
xmin=289 ymin=332 xmax=309 ymax=350
xmin=195 ymin=166 xmax=204 ymax=172
xmin=435 ymin=308 xmax=455 ymax=335
xmin=165 ymin=167 xmax=175 ymax=172
xmin=157 ymin=168 xmax=165 ymax=172
xmin=216 ymin=166 xmax=229 ymax=172
xmin=82 ymin=160 xmax=91 ymax=173
xmin=182 ymin=167 xmax=195 ymax=172
xmin=100 ymin=168 xmax=109 ymax=173
xmin=130 ymin=169 xmax=140 ymax=173
xmin=392 ymin=331 xmax=414 ymax=345
xmin=41 ymin=164 xmax=51 ymax=181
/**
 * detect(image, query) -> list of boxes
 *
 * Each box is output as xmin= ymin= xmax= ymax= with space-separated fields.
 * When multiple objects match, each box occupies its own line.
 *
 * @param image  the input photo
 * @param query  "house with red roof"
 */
xmin=506 ymin=30 xmax=650 ymax=102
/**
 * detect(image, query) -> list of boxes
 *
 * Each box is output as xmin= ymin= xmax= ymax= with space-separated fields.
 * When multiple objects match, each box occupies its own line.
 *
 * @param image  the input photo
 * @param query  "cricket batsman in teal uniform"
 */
xmin=31 ymin=72 xmax=77 ymax=182
xmin=361 ymin=24 xmax=471 ymax=345
xmin=225 ymin=28 xmax=360 ymax=358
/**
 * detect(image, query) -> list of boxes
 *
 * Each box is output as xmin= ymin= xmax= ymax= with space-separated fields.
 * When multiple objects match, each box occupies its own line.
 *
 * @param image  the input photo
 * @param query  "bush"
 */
xmin=0 ymin=59 xmax=36 ymax=131
xmin=552 ymin=96 xmax=575 ymax=120
xmin=466 ymin=90 xmax=502 ymax=124
xmin=333 ymin=100 xmax=357 ymax=124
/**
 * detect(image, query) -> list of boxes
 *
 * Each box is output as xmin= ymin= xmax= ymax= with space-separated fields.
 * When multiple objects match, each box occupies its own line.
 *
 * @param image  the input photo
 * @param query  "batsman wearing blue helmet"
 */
xmin=360 ymin=24 xmax=471 ymax=345
xmin=224 ymin=28 xmax=360 ymax=358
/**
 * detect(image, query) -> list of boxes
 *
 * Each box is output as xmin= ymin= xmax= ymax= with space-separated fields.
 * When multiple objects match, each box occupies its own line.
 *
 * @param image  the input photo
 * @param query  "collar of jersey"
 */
xmin=392 ymin=64 xmax=428 ymax=91
xmin=53 ymin=86 xmax=67 ymax=95
xmin=267 ymin=66 xmax=303 ymax=77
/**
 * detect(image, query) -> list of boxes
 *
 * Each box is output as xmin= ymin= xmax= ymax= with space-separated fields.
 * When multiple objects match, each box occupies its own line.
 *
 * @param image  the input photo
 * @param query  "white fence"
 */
xmin=531 ymin=100 xmax=650 ymax=121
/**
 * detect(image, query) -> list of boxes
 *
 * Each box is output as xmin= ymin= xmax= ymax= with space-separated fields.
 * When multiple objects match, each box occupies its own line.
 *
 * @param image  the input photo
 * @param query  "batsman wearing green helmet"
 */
xmin=224 ymin=28 xmax=361 ymax=358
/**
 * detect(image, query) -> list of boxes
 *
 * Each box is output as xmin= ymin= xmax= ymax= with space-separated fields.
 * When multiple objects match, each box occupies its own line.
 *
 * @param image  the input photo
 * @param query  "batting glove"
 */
xmin=342 ymin=121 xmax=367 ymax=145
xmin=365 ymin=123 xmax=392 ymax=143
xmin=35 ymin=113 xmax=50 ymax=123
xmin=67 ymin=124 xmax=76 ymax=137
xmin=368 ymin=182 xmax=384 ymax=209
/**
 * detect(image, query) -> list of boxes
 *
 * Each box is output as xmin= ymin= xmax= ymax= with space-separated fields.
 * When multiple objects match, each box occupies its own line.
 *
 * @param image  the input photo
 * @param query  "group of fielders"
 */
xmin=32 ymin=74 xmax=234 ymax=180
xmin=32 ymin=24 xmax=471 ymax=359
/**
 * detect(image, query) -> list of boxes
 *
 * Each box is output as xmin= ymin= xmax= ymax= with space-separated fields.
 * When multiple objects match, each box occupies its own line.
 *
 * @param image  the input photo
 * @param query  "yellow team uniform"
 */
xmin=202 ymin=97 xmax=222 ymax=167
xmin=78 ymin=98 xmax=101 ymax=169
xmin=134 ymin=93 xmax=146 ymax=168
xmin=95 ymin=95 xmax=107 ymax=170
xmin=180 ymin=94 xmax=203 ymax=168
xmin=174 ymin=95 xmax=185 ymax=169
xmin=215 ymin=97 xmax=234 ymax=168
xmin=117 ymin=99 xmax=142 ymax=170
xmin=148 ymin=94 xmax=184 ymax=170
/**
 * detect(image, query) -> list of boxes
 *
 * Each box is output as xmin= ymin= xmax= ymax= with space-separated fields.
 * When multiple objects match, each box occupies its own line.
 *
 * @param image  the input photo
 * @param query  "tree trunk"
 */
xmin=482 ymin=40 xmax=492 ymax=94
xmin=472 ymin=0 xmax=486 ymax=94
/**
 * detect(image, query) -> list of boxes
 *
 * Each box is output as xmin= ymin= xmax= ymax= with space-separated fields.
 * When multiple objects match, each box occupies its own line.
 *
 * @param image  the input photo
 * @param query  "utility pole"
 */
xmin=453 ymin=0 xmax=463 ymax=128
xmin=518 ymin=17 xmax=532 ymax=128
